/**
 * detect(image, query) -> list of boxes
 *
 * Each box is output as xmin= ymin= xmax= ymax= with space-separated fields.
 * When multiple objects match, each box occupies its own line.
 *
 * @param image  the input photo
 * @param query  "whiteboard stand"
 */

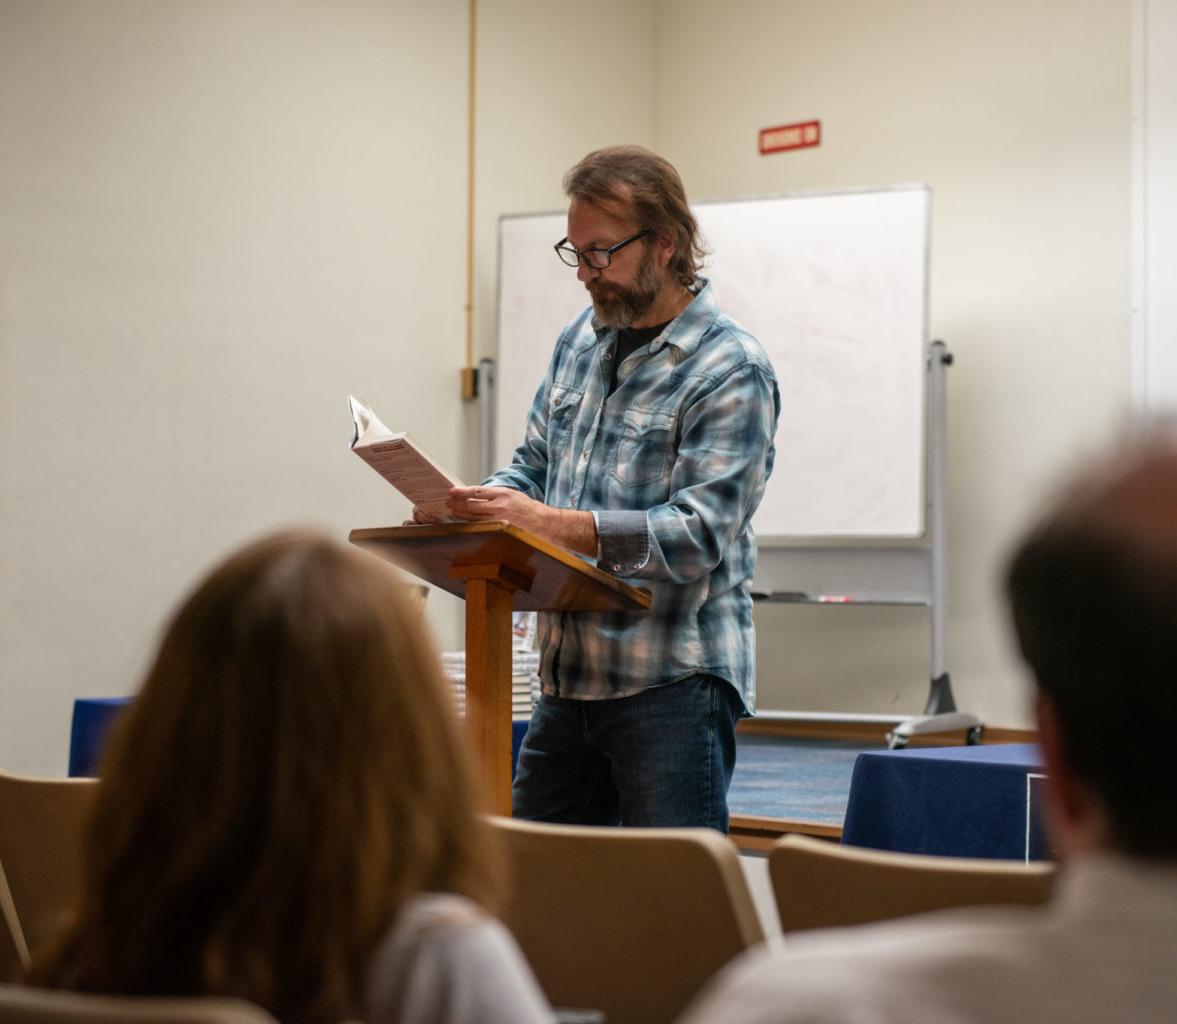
xmin=751 ymin=342 xmax=984 ymax=748
xmin=886 ymin=342 xmax=983 ymax=747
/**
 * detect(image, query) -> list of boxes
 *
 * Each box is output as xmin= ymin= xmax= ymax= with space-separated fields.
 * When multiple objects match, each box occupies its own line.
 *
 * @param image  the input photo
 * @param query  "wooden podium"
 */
xmin=349 ymin=522 xmax=651 ymax=814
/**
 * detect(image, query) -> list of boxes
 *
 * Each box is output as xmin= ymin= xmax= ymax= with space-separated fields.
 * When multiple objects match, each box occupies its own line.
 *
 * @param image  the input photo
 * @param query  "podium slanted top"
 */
xmin=349 ymin=522 xmax=652 ymax=613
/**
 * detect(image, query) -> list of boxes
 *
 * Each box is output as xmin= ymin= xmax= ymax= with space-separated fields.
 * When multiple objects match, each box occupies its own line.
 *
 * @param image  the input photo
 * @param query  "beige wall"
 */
xmin=0 ymin=0 xmax=1137 ymax=774
xmin=0 ymin=0 xmax=653 ymax=775
xmin=653 ymin=0 xmax=1132 ymax=724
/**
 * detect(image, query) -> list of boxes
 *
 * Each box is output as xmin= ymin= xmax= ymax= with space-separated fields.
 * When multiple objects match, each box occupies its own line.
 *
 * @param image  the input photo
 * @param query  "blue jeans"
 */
xmin=512 ymin=674 xmax=742 ymax=832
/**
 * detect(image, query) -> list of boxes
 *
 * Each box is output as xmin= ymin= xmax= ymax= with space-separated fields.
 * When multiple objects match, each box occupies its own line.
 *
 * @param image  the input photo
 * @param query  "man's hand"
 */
xmin=404 ymin=505 xmax=443 ymax=526
xmin=446 ymin=486 xmax=546 ymax=531
xmin=441 ymin=485 xmax=598 ymax=556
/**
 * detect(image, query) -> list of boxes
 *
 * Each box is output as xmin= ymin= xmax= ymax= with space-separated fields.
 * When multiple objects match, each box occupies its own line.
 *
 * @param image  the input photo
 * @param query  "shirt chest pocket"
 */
xmin=610 ymin=407 xmax=677 ymax=488
xmin=547 ymin=386 xmax=583 ymax=461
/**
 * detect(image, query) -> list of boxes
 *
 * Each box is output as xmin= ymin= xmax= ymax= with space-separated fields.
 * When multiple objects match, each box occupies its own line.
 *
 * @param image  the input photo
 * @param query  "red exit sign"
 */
xmin=759 ymin=120 xmax=821 ymax=155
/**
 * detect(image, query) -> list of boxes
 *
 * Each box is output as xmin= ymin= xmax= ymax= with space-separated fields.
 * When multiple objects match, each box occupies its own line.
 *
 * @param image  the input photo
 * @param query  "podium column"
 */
xmin=452 ymin=568 xmax=523 ymax=815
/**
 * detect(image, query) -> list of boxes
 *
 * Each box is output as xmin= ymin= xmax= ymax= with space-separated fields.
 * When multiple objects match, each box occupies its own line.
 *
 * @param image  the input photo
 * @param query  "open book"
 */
xmin=348 ymin=395 xmax=464 ymax=517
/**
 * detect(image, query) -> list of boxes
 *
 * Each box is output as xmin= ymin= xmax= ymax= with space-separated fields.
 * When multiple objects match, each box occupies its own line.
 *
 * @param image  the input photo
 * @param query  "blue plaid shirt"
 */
xmin=486 ymin=279 xmax=779 ymax=712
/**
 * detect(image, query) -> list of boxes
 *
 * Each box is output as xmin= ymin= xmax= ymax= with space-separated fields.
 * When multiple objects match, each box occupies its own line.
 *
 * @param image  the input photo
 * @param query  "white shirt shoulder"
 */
xmin=364 ymin=893 xmax=555 ymax=1024
xmin=677 ymin=855 xmax=1177 ymax=1024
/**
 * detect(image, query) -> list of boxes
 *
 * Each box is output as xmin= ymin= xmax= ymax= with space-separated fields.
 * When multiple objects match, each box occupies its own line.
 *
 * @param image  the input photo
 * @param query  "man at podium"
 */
xmin=418 ymin=146 xmax=779 ymax=831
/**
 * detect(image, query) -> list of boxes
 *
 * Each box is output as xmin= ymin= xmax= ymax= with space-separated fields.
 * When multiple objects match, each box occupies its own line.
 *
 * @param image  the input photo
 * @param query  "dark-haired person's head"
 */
xmin=1006 ymin=438 xmax=1177 ymax=861
xmin=29 ymin=530 xmax=500 ymax=1024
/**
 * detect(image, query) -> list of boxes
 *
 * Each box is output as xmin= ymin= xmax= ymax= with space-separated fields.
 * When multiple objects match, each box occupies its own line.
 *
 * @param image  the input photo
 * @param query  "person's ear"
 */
xmin=1036 ymin=694 xmax=1104 ymax=858
xmin=654 ymin=232 xmax=675 ymax=269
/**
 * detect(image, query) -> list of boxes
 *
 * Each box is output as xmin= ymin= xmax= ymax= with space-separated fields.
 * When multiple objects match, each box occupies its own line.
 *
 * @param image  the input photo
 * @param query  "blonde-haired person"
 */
xmin=27 ymin=530 xmax=553 ymax=1024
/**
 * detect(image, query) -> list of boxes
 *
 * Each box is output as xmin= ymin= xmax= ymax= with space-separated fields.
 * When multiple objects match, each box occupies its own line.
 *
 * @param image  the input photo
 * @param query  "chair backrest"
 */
xmin=768 ymin=833 xmax=1055 ymax=933
xmin=0 ymin=984 xmax=279 ymax=1024
xmin=489 ymin=816 xmax=764 ymax=1024
xmin=0 ymin=772 xmax=98 ymax=965
xmin=0 ymin=862 xmax=25 ymax=983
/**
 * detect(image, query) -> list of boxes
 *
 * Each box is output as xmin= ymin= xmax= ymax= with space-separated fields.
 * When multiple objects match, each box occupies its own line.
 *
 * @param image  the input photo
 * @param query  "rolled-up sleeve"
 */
xmin=595 ymin=509 xmax=651 ymax=573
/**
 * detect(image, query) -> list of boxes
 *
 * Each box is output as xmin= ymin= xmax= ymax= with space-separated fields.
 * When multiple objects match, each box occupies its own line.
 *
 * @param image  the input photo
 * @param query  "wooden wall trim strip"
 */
xmin=737 ymin=717 xmax=1036 ymax=745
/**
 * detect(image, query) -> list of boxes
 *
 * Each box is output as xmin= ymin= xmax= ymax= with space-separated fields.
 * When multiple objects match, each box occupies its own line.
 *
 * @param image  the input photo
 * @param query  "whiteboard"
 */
xmin=495 ymin=186 xmax=930 ymax=537
xmin=1134 ymin=1 xmax=1177 ymax=411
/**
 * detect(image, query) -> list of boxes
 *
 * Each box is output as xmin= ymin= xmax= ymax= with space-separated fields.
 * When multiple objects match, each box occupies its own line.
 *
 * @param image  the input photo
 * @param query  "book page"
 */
xmin=348 ymin=396 xmax=464 ymax=515
xmin=348 ymin=394 xmax=391 ymax=447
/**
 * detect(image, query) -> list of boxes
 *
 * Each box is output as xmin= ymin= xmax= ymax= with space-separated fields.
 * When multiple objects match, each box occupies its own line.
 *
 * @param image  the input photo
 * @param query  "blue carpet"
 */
xmin=729 ymin=736 xmax=884 ymax=825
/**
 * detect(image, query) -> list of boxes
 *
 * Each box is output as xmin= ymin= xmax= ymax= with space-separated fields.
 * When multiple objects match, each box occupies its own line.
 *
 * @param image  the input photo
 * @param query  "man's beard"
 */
xmin=586 ymin=247 xmax=664 ymax=329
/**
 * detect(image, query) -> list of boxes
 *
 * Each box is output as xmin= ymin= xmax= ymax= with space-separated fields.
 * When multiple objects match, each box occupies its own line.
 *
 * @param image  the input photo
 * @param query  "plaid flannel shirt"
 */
xmin=485 ymin=279 xmax=779 ymax=712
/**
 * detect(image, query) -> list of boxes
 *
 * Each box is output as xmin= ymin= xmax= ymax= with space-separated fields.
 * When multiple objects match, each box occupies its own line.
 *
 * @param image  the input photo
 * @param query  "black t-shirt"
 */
xmin=608 ymin=320 xmax=671 ymax=396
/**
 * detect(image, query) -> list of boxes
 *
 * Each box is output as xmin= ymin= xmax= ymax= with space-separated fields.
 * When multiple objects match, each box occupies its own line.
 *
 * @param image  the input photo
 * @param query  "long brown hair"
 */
xmin=29 ymin=530 xmax=500 ymax=1023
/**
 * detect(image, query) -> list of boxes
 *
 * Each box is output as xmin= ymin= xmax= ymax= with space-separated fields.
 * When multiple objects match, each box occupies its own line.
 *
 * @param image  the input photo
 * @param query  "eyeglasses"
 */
xmin=554 ymin=230 xmax=650 ymax=270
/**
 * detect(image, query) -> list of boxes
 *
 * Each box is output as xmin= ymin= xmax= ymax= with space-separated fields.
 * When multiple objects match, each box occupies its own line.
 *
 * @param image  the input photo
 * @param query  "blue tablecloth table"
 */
xmin=841 ymin=743 xmax=1051 ymax=861
xmin=71 ymin=697 xmax=529 ymax=780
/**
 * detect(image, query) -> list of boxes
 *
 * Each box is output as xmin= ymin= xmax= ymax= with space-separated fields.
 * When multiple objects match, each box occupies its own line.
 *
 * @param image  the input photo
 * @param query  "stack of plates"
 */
xmin=440 ymin=651 xmax=467 ymax=717
xmin=440 ymin=648 xmax=541 ymax=721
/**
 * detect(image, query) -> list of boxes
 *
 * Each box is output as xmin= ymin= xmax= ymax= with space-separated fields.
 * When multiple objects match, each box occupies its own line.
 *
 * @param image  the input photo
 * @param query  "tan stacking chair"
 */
xmin=0 ymin=772 xmax=97 ymax=967
xmin=489 ymin=816 xmax=764 ymax=1024
xmin=768 ymin=833 xmax=1055 ymax=933
xmin=0 ymin=985 xmax=279 ymax=1024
